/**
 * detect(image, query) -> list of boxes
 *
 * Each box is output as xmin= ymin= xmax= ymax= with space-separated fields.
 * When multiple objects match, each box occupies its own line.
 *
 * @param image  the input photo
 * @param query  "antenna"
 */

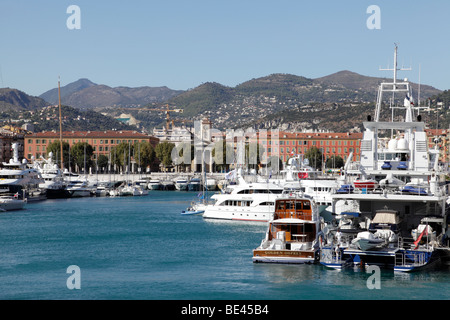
xmin=379 ymin=43 xmax=412 ymax=84
xmin=374 ymin=44 xmax=414 ymax=122
xmin=418 ymin=64 xmax=421 ymax=110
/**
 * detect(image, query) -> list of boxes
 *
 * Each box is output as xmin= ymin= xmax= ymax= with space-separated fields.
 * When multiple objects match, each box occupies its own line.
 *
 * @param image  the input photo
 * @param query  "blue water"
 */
xmin=0 ymin=191 xmax=449 ymax=300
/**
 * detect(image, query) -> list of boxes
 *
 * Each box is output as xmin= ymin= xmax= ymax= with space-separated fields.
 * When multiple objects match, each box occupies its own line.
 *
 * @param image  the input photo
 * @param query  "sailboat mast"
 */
xmin=58 ymin=77 xmax=64 ymax=170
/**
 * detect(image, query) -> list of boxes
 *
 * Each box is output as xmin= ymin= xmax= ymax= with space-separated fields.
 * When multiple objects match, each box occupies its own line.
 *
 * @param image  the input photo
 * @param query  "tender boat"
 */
xmin=0 ymin=192 xmax=26 ymax=211
xmin=353 ymin=179 xmax=378 ymax=190
xmin=253 ymin=193 xmax=321 ymax=264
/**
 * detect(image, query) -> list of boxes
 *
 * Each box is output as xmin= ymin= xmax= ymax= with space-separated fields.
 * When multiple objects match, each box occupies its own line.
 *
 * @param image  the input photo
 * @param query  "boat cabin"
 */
xmin=274 ymin=198 xmax=313 ymax=221
xmin=267 ymin=198 xmax=318 ymax=245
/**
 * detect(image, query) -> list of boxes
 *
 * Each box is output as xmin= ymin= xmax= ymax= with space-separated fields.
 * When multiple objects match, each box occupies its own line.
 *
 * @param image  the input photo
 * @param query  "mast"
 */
xmin=375 ymin=44 xmax=412 ymax=122
xmin=58 ymin=77 xmax=64 ymax=170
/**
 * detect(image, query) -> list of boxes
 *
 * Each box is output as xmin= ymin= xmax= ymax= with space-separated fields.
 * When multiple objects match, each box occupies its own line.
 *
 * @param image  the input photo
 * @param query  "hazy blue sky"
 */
xmin=1 ymin=0 xmax=449 ymax=96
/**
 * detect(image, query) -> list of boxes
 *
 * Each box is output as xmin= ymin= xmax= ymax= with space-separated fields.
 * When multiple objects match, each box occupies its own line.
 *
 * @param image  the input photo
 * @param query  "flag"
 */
xmin=225 ymin=169 xmax=236 ymax=180
xmin=298 ymin=172 xmax=308 ymax=179
xmin=414 ymin=225 xmax=428 ymax=249
xmin=405 ymin=94 xmax=415 ymax=106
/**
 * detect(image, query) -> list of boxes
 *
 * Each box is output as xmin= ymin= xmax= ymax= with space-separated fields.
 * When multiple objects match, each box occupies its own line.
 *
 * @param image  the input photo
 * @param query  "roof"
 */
xmin=254 ymin=131 xmax=363 ymax=140
xmin=26 ymin=130 xmax=158 ymax=140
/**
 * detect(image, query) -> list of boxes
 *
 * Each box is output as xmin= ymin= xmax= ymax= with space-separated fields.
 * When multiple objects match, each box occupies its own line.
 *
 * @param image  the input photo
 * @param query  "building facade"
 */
xmin=246 ymin=131 xmax=363 ymax=163
xmin=24 ymin=130 xmax=159 ymax=161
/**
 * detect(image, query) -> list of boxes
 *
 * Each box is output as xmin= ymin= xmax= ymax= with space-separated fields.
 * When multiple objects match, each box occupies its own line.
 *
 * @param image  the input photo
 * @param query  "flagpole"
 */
xmin=58 ymin=77 xmax=64 ymax=170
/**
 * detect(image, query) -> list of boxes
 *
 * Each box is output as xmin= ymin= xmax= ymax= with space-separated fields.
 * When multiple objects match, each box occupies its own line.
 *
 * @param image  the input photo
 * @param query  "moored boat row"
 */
xmin=185 ymin=45 xmax=450 ymax=273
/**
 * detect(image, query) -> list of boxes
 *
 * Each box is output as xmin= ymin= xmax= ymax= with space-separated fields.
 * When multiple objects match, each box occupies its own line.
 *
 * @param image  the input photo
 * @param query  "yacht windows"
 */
xmin=237 ymin=189 xmax=282 ymax=194
xmin=220 ymin=200 xmax=253 ymax=206
xmin=378 ymin=152 xmax=409 ymax=161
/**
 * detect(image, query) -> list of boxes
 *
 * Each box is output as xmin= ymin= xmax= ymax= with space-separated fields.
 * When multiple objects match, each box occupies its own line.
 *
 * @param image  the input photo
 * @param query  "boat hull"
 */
xmin=45 ymin=188 xmax=72 ymax=199
xmin=252 ymin=249 xmax=318 ymax=264
xmin=202 ymin=207 xmax=273 ymax=222
xmin=0 ymin=200 xmax=26 ymax=211
xmin=181 ymin=209 xmax=205 ymax=216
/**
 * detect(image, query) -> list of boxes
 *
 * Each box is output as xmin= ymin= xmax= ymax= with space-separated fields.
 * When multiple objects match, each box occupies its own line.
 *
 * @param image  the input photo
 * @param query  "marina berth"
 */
xmin=253 ymin=192 xmax=322 ymax=264
xmin=320 ymin=45 xmax=450 ymax=272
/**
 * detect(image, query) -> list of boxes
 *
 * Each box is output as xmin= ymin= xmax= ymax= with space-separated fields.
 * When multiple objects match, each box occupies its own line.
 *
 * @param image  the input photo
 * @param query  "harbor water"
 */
xmin=0 ymin=191 xmax=449 ymax=300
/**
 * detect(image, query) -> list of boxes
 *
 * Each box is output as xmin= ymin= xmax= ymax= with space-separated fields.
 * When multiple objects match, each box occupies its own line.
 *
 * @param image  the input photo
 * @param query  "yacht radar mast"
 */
xmin=375 ymin=44 xmax=416 ymax=122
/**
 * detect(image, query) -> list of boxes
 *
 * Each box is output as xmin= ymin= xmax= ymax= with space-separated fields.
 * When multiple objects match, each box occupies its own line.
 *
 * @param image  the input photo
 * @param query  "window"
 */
xmin=303 ymin=201 xmax=311 ymax=210
xmin=28 ymin=139 xmax=33 ymax=144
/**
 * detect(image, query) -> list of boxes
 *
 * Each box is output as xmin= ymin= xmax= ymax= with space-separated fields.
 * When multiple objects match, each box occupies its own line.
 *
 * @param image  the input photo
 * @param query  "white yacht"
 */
xmin=0 ymin=143 xmax=44 ymax=199
xmin=320 ymin=45 xmax=450 ymax=272
xmin=36 ymin=152 xmax=70 ymax=199
xmin=64 ymin=172 xmax=94 ymax=197
xmin=202 ymin=175 xmax=284 ymax=222
xmin=147 ymin=179 xmax=161 ymax=190
xmin=118 ymin=182 xmax=148 ymax=196
xmin=175 ymin=177 xmax=189 ymax=191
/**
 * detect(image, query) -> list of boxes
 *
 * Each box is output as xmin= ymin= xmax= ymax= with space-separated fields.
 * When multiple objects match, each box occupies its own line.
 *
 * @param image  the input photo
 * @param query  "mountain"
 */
xmin=157 ymin=72 xmax=441 ymax=131
xmin=316 ymin=70 xmax=440 ymax=99
xmin=39 ymin=79 xmax=184 ymax=109
xmin=169 ymin=82 xmax=234 ymax=117
xmin=39 ymin=78 xmax=97 ymax=104
xmin=0 ymin=88 xmax=48 ymax=111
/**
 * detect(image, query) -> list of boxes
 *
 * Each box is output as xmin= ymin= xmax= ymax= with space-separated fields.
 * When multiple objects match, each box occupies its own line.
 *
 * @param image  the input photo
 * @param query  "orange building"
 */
xmin=251 ymin=131 xmax=363 ymax=163
xmin=24 ymin=130 xmax=159 ymax=161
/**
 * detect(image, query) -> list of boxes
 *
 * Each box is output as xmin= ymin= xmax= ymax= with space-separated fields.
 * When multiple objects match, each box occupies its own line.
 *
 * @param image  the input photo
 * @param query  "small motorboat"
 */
xmin=181 ymin=207 xmax=205 ymax=215
xmin=401 ymin=185 xmax=428 ymax=195
xmin=351 ymin=231 xmax=385 ymax=251
xmin=379 ymin=173 xmax=404 ymax=189
xmin=353 ymin=179 xmax=378 ymax=190
xmin=336 ymin=184 xmax=354 ymax=194
xmin=0 ymin=193 xmax=26 ymax=212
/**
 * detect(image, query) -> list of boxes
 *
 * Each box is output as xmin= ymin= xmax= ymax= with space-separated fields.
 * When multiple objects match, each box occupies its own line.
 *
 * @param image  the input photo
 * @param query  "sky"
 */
xmin=0 ymin=0 xmax=449 ymax=97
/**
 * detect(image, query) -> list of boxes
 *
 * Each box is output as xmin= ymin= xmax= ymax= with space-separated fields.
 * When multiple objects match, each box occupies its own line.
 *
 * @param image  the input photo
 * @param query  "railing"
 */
xmin=320 ymin=247 xmax=342 ymax=264
xmin=395 ymin=251 xmax=428 ymax=267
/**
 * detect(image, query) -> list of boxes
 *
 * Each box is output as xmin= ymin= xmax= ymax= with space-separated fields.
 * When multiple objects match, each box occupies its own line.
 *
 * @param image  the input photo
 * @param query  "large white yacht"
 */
xmin=36 ymin=152 xmax=70 ymax=199
xmin=202 ymin=173 xmax=284 ymax=222
xmin=320 ymin=45 xmax=450 ymax=272
xmin=0 ymin=143 xmax=44 ymax=198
